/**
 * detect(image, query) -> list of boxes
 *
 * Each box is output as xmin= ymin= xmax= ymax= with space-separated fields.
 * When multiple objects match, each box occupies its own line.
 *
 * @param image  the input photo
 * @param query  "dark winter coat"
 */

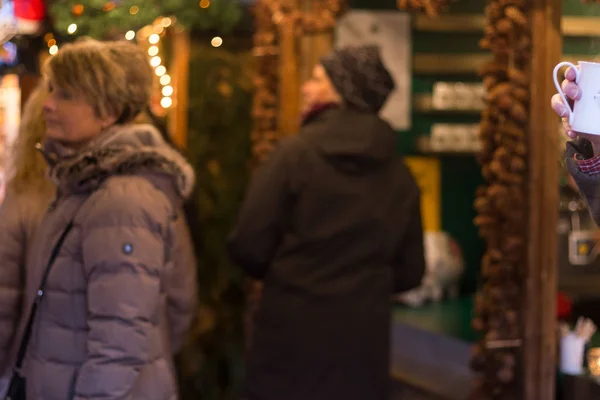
xmin=6 ymin=124 xmax=197 ymax=400
xmin=228 ymin=107 xmax=426 ymax=400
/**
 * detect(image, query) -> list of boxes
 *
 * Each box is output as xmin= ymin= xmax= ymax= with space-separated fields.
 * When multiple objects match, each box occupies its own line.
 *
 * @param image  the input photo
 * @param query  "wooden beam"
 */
xmin=168 ymin=29 xmax=190 ymax=149
xmin=523 ymin=0 xmax=561 ymax=397
xmin=414 ymin=14 xmax=600 ymax=36
xmin=413 ymin=53 xmax=590 ymax=75
xmin=277 ymin=15 xmax=301 ymax=137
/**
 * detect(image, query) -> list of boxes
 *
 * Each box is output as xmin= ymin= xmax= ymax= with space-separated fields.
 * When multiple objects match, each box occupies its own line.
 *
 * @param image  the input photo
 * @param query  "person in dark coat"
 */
xmin=228 ymin=45 xmax=426 ymax=400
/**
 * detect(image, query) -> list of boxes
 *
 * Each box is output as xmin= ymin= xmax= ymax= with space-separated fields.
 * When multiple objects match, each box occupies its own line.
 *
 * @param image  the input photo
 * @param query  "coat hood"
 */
xmin=42 ymin=124 xmax=195 ymax=202
xmin=301 ymin=108 xmax=397 ymax=173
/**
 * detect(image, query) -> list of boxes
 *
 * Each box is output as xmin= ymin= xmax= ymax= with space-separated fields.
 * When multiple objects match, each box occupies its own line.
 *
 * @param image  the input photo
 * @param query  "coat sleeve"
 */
xmin=391 ymin=186 xmax=426 ymax=293
xmin=0 ymin=193 xmax=25 ymax=376
xmin=73 ymin=184 xmax=172 ymax=400
xmin=166 ymin=216 xmax=198 ymax=354
xmin=227 ymin=140 xmax=296 ymax=279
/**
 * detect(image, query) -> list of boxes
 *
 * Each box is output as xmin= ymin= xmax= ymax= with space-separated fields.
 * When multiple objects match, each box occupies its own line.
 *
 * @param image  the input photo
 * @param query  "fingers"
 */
xmin=565 ymin=66 xmax=578 ymax=82
xmin=564 ymin=120 xmax=577 ymax=139
xmin=552 ymin=93 xmax=570 ymax=118
xmin=561 ymin=80 xmax=581 ymax=101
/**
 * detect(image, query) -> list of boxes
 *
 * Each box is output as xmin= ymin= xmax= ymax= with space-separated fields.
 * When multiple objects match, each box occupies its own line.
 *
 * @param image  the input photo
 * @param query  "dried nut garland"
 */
xmin=248 ymin=0 xmax=344 ymax=350
xmin=251 ymin=0 xmax=344 ymax=166
xmin=397 ymin=0 xmax=450 ymax=15
xmin=470 ymin=0 xmax=530 ymax=398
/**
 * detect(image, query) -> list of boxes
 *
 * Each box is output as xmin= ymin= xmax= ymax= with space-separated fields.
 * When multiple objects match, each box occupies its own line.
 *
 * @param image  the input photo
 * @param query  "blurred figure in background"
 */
xmin=228 ymin=45 xmax=426 ymax=400
xmin=0 ymin=83 xmax=53 ymax=398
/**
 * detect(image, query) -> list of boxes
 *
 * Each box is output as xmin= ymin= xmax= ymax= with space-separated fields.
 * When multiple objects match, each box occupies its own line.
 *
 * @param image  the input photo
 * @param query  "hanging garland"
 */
xmin=470 ymin=0 xmax=531 ymax=398
xmin=396 ymin=0 xmax=451 ymax=16
xmin=49 ymin=0 xmax=243 ymax=39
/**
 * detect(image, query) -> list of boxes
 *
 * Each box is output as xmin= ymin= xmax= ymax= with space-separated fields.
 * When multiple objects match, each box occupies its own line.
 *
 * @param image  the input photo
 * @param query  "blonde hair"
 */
xmin=43 ymin=38 xmax=153 ymax=124
xmin=7 ymin=82 xmax=53 ymax=194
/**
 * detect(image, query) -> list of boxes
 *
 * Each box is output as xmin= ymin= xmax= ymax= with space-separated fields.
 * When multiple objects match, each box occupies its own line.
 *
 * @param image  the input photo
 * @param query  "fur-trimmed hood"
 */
xmin=41 ymin=124 xmax=195 ymax=201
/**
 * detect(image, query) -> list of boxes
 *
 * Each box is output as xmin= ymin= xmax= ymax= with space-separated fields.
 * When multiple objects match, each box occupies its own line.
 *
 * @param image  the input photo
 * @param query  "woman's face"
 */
xmin=43 ymin=80 xmax=116 ymax=147
xmin=301 ymin=64 xmax=341 ymax=112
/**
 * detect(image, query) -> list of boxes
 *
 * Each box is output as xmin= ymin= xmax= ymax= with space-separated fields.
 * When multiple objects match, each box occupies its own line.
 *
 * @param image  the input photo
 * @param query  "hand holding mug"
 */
xmin=551 ymin=66 xmax=580 ymax=139
xmin=552 ymin=61 xmax=600 ymax=155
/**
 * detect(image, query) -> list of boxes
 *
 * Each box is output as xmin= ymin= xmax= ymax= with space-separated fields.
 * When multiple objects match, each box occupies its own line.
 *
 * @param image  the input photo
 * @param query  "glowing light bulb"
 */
xmin=161 ymin=97 xmax=173 ymax=108
xmin=147 ymin=46 xmax=159 ymax=56
xmin=199 ymin=0 xmax=210 ymax=8
xmin=49 ymin=45 xmax=58 ymax=55
xmin=125 ymin=30 xmax=135 ymax=40
xmin=149 ymin=34 xmax=160 ymax=44
xmin=155 ymin=66 xmax=166 ymax=76
xmin=162 ymin=85 xmax=174 ymax=97
xmin=67 ymin=23 xmax=77 ymax=34
xmin=150 ymin=56 xmax=161 ymax=67
xmin=129 ymin=5 xmax=139 ymax=15
xmin=160 ymin=75 xmax=171 ymax=85
xmin=211 ymin=36 xmax=222 ymax=47
xmin=161 ymin=18 xmax=172 ymax=27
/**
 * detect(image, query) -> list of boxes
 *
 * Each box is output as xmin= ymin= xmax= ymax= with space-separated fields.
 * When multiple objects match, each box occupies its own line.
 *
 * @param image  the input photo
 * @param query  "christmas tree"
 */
xmin=49 ymin=0 xmax=243 ymax=39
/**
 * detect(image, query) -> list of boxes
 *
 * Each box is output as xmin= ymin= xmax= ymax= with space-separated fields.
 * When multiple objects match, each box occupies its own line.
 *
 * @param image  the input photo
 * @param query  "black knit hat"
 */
xmin=320 ymin=45 xmax=395 ymax=113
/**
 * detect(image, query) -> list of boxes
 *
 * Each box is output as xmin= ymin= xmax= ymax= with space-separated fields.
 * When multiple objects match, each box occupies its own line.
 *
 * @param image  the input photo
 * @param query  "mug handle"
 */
xmin=553 ymin=61 xmax=581 ymax=125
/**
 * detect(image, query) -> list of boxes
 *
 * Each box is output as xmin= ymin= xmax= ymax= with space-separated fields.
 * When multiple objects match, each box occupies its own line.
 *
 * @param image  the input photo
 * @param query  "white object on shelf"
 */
xmin=432 ymin=81 xmax=485 ymax=111
xmin=395 ymin=231 xmax=465 ymax=307
xmin=560 ymin=333 xmax=586 ymax=375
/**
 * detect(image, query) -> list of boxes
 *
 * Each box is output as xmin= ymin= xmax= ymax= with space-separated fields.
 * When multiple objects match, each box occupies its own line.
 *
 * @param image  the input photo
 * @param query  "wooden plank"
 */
xmin=413 ymin=53 xmax=590 ymax=75
xmin=414 ymin=14 xmax=600 ymax=36
xmin=523 ymin=0 xmax=561 ymax=397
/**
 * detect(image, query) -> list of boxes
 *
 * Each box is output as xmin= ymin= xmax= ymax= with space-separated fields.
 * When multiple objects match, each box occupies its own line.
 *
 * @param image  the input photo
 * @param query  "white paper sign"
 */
xmin=334 ymin=11 xmax=412 ymax=130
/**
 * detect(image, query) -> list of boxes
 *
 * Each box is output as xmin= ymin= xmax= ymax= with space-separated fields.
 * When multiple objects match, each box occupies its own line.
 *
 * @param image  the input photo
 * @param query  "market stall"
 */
xmin=250 ymin=0 xmax=563 ymax=398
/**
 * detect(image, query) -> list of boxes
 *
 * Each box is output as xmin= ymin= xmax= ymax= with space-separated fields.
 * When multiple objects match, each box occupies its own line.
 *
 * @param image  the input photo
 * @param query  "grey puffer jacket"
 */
xmin=0 ymin=183 xmax=53 ymax=379
xmin=14 ymin=124 xmax=197 ymax=400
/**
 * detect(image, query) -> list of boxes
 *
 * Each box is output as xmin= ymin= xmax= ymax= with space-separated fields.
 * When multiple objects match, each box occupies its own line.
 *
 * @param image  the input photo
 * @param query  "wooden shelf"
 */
xmin=413 ymin=53 xmax=591 ymax=75
xmin=415 ymin=136 xmax=479 ymax=156
xmin=413 ymin=94 xmax=483 ymax=115
xmin=414 ymin=14 xmax=600 ymax=37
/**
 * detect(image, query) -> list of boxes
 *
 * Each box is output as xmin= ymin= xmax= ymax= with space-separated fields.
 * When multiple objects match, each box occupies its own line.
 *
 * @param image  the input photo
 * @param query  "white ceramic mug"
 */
xmin=560 ymin=333 xmax=586 ymax=375
xmin=553 ymin=61 xmax=600 ymax=135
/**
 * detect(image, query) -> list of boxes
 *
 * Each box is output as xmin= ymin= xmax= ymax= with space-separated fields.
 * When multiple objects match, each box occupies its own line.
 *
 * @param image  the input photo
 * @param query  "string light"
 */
xmin=129 ymin=6 xmax=139 ymax=15
xmin=162 ymin=85 xmax=173 ymax=96
xmin=49 ymin=45 xmax=58 ymax=55
xmin=211 ymin=36 xmax=223 ymax=47
xmin=200 ymin=0 xmax=210 ymax=8
xmin=125 ymin=30 xmax=135 ymax=40
xmin=160 ymin=75 xmax=171 ymax=85
xmin=160 ymin=97 xmax=172 ymax=108
xmin=144 ymin=20 xmax=175 ymax=110
xmin=150 ymin=56 xmax=161 ymax=67
xmin=67 ymin=23 xmax=77 ymax=34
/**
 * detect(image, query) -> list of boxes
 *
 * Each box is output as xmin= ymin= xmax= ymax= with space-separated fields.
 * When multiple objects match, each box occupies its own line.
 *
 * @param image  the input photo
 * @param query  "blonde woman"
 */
xmin=0 ymin=83 xmax=54 ymax=397
xmin=2 ymin=39 xmax=197 ymax=400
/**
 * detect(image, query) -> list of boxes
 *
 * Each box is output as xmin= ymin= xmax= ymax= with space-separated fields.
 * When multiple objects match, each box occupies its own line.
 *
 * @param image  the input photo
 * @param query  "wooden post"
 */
xmin=168 ymin=29 xmax=191 ymax=149
xmin=523 ymin=0 xmax=561 ymax=397
xmin=277 ymin=14 xmax=301 ymax=137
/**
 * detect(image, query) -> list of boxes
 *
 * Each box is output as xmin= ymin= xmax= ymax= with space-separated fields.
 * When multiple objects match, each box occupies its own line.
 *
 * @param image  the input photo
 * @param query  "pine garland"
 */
xmin=49 ymin=0 xmax=243 ymax=39
xmin=176 ymin=42 xmax=253 ymax=400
